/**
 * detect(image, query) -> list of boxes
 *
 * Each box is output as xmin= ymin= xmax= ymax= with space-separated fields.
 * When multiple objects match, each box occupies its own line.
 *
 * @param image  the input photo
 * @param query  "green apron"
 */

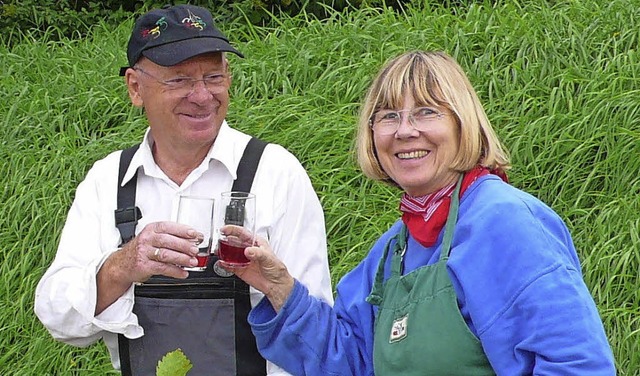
xmin=367 ymin=176 xmax=495 ymax=375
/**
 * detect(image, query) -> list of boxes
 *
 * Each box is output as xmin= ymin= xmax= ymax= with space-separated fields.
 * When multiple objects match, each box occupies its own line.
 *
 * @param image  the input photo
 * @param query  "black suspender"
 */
xmin=114 ymin=137 xmax=267 ymax=245
xmin=115 ymin=144 xmax=142 ymax=246
xmin=231 ymin=137 xmax=267 ymax=192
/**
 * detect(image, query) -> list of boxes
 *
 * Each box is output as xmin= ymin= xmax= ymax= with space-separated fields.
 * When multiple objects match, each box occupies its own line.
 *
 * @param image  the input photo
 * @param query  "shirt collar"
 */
xmin=119 ymin=120 xmax=240 ymax=187
xmin=208 ymin=120 xmax=239 ymax=180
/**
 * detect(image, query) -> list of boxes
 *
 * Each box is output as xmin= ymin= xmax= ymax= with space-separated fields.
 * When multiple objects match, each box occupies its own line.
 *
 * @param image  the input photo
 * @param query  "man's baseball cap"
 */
xmin=119 ymin=4 xmax=243 ymax=76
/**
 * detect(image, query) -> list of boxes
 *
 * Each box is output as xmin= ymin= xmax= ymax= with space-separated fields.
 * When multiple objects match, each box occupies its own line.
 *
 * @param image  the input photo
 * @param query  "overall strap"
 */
xmin=232 ymin=137 xmax=267 ymax=192
xmin=114 ymin=144 xmax=140 ymax=376
xmin=114 ymin=144 xmax=142 ymax=246
xmin=224 ymin=138 xmax=268 ymax=225
xmin=227 ymin=137 xmax=268 ymax=375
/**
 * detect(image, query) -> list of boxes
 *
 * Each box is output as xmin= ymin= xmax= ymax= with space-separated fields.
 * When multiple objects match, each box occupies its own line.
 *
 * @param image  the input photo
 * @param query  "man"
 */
xmin=34 ymin=5 xmax=333 ymax=375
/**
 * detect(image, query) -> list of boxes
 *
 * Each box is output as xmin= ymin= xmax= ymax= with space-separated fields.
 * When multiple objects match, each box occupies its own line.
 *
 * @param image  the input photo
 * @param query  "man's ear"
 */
xmin=124 ymin=68 xmax=144 ymax=107
xmin=224 ymin=58 xmax=233 ymax=87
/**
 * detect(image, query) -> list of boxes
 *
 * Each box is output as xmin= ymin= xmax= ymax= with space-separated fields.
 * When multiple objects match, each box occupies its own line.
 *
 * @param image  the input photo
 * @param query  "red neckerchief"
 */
xmin=400 ymin=166 xmax=508 ymax=247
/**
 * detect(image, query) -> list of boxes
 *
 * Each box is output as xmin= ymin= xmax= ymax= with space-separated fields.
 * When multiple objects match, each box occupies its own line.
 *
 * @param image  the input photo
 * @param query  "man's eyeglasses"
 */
xmin=369 ymin=107 xmax=449 ymax=135
xmin=134 ymin=68 xmax=229 ymax=96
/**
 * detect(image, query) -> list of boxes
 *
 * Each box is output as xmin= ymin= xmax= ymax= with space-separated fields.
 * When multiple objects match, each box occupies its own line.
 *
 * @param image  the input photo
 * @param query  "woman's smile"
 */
xmin=396 ymin=150 xmax=429 ymax=160
xmin=373 ymin=94 xmax=459 ymax=196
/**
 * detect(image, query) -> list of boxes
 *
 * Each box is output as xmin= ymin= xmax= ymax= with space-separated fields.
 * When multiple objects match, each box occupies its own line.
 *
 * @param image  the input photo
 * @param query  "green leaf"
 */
xmin=156 ymin=348 xmax=193 ymax=376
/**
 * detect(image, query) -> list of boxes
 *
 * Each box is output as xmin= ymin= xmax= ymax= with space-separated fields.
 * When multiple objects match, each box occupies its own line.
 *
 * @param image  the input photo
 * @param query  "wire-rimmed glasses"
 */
xmin=134 ymin=67 xmax=229 ymax=96
xmin=370 ymin=107 xmax=449 ymax=135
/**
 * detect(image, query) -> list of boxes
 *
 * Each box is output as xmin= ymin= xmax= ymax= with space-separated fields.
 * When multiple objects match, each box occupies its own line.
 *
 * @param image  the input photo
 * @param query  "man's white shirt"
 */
xmin=34 ymin=121 xmax=333 ymax=375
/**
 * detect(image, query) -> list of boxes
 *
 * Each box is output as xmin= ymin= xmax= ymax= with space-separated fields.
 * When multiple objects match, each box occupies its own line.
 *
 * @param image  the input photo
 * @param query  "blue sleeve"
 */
xmin=481 ymin=265 xmax=616 ymax=375
xmin=448 ymin=177 xmax=616 ymax=374
xmin=248 ymin=240 xmax=389 ymax=376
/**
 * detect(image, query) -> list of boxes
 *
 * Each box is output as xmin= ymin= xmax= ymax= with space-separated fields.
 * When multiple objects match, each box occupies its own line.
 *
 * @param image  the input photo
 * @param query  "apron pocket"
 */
xmin=129 ymin=297 xmax=236 ymax=375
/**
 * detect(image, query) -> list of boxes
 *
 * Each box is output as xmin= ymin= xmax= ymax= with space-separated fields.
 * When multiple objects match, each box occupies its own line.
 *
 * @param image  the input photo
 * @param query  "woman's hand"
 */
xmin=220 ymin=226 xmax=294 ymax=312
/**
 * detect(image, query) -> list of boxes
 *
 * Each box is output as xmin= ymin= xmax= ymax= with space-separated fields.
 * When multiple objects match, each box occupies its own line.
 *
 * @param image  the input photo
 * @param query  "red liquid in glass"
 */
xmin=195 ymin=254 xmax=210 ymax=268
xmin=218 ymin=239 xmax=251 ymax=265
xmin=184 ymin=246 xmax=210 ymax=272
xmin=184 ymin=247 xmax=211 ymax=272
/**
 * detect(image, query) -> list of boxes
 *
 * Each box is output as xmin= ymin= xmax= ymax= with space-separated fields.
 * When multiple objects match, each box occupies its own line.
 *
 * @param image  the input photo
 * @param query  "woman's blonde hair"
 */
xmin=356 ymin=51 xmax=510 ymax=186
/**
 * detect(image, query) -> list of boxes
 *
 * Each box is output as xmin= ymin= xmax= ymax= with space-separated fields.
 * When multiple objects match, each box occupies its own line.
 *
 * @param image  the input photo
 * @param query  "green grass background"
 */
xmin=1 ymin=0 xmax=638 ymax=374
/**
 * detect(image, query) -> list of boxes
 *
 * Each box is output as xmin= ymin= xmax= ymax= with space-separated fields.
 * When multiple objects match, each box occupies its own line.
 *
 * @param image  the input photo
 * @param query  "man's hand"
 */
xmin=95 ymin=221 xmax=201 ymax=315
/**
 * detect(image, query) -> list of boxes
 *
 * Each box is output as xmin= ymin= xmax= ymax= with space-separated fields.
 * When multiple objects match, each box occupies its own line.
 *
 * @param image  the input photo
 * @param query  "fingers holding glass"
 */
xmin=216 ymin=191 xmax=256 ymax=267
xmin=176 ymin=195 xmax=215 ymax=272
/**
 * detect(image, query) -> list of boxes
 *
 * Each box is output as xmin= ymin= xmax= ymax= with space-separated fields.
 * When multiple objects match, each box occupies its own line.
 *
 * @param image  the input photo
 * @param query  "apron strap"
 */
xmin=390 ymin=225 xmax=407 ymax=276
xmin=367 ymin=174 xmax=463 ymax=306
xmin=366 ymin=225 xmax=407 ymax=306
xmin=439 ymin=174 xmax=463 ymax=261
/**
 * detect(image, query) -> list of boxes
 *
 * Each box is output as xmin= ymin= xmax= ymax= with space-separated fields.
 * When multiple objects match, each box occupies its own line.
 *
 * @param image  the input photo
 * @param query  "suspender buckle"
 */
xmin=115 ymin=206 xmax=143 ymax=224
xmin=115 ymin=206 xmax=143 ymax=245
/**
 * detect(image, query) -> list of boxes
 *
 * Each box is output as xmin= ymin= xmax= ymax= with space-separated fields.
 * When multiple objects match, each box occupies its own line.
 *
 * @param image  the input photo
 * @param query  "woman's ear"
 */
xmin=124 ymin=68 xmax=144 ymax=108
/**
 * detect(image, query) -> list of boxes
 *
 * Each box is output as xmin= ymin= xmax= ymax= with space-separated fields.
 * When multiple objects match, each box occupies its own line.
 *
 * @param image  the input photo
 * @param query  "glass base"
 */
xmin=183 ymin=266 xmax=207 ymax=272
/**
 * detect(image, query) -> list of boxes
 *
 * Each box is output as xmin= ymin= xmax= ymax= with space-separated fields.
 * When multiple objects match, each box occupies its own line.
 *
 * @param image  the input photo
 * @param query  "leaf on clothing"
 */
xmin=156 ymin=348 xmax=193 ymax=376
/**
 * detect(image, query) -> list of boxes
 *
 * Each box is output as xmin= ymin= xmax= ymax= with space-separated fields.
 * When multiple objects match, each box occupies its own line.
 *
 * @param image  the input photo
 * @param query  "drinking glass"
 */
xmin=177 ymin=195 xmax=215 ymax=272
xmin=216 ymin=191 xmax=256 ymax=266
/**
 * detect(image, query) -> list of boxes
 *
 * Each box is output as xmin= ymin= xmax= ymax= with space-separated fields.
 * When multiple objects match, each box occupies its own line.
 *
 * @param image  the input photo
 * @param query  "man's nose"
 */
xmin=187 ymin=80 xmax=213 ymax=102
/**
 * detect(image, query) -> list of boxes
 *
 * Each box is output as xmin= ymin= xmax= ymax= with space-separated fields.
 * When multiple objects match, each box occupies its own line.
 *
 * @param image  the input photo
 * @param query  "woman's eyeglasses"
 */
xmin=370 ymin=107 xmax=449 ymax=135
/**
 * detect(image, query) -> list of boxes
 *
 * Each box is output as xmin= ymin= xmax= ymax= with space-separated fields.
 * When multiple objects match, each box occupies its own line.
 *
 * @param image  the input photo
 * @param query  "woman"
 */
xmin=224 ymin=51 xmax=616 ymax=375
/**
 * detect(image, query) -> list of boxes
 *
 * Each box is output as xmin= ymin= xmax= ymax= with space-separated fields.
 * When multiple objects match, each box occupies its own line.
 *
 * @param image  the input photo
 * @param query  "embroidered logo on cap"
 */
xmin=182 ymin=9 xmax=206 ymax=30
xmin=389 ymin=315 xmax=408 ymax=343
xmin=142 ymin=16 xmax=167 ymax=39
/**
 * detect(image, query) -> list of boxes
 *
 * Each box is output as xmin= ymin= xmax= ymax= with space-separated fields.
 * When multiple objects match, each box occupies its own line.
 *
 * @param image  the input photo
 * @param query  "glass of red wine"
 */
xmin=177 ymin=195 xmax=215 ymax=272
xmin=216 ymin=191 xmax=256 ymax=266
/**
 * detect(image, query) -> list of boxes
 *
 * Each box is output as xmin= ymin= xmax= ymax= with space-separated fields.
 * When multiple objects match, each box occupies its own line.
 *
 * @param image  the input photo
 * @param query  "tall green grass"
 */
xmin=1 ymin=0 xmax=638 ymax=374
